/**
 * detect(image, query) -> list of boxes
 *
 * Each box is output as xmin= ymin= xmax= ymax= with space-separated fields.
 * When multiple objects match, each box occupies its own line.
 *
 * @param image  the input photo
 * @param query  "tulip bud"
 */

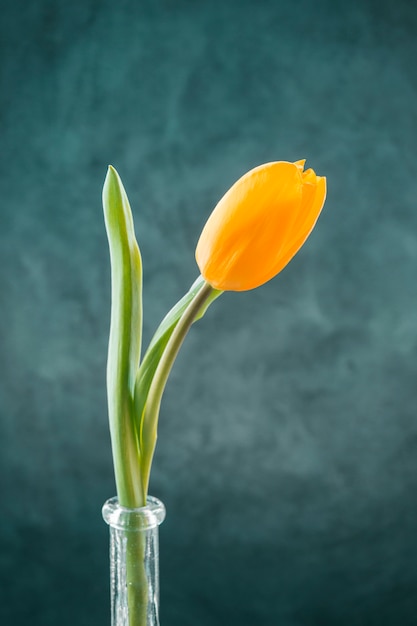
xmin=195 ymin=160 xmax=326 ymax=291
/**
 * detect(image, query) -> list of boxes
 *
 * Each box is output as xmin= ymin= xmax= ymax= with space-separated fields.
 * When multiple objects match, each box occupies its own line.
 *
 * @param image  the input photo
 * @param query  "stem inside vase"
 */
xmin=103 ymin=496 xmax=166 ymax=626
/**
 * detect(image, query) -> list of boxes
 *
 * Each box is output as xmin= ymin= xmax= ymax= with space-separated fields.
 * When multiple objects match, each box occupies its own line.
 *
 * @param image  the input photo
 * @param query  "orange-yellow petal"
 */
xmin=195 ymin=160 xmax=326 ymax=291
xmin=272 ymin=175 xmax=326 ymax=276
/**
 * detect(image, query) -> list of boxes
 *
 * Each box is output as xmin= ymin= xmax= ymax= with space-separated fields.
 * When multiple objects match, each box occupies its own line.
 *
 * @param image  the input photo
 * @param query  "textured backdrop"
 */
xmin=1 ymin=1 xmax=417 ymax=624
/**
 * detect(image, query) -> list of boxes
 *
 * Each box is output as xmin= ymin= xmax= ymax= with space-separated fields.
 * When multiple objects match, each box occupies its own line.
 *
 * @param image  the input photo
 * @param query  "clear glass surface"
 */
xmin=103 ymin=497 xmax=166 ymax=626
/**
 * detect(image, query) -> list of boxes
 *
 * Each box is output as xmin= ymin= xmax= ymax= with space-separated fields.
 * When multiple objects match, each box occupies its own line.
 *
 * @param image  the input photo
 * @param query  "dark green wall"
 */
xmin=1 ymin=0 xmax=417 ymax=624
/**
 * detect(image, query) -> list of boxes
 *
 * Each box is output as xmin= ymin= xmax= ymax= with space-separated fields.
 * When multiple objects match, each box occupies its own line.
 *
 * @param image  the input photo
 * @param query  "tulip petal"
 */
xmin=279 ymin=175 xmax=327 ymax=267
xmin=295 ymin=159 xmax=306 ymax=171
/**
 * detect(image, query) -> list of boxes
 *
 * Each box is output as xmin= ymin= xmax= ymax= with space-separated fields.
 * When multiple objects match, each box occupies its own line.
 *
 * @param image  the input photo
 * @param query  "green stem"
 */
xmin=140 ymin=281 xmax=215 ymax=497
xmin=122 ymin=281 xmax=217 ymax=624
xmin=125 ymin=530 xmax=147 ymax=626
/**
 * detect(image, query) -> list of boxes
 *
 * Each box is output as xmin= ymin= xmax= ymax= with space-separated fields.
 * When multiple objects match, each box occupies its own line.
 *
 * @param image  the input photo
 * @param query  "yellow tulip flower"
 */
xmin=195 ymin=160 xmax=326 ymax=291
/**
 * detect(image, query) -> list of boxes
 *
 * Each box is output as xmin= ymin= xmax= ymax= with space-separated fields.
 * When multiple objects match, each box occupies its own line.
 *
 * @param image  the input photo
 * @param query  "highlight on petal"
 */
xmin=195 ymin=160 xmax=326 ymax=291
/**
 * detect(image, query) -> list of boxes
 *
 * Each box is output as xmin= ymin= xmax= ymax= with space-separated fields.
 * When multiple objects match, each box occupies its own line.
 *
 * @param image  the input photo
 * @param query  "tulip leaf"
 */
xmin=103 ymin=165 xmax=145 ymax=507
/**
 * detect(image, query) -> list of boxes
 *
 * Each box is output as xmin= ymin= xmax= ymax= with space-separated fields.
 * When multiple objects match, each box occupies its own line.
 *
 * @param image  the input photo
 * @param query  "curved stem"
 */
xmin=140 ymin=280 xmax=215 ymax=497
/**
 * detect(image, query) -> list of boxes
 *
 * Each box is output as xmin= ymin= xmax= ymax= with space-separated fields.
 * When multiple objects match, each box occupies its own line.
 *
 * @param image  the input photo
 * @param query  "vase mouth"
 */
xmin=102 ymin=496 xmax=166 ymax=531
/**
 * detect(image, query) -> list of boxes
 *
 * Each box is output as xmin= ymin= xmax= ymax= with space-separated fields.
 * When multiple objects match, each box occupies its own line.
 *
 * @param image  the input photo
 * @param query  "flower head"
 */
xmin=195 ymin=160 xmax=326 ymax=291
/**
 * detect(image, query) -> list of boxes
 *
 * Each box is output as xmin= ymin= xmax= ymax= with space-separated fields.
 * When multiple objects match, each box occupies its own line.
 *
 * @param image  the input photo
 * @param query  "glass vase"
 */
xmin=102 ymin=496 xmax=166 ymax=626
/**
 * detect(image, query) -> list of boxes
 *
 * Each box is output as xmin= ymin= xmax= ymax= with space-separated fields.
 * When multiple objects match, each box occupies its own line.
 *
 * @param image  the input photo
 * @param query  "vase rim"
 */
xmin=102 ymin=495 xmax=166 ymax=531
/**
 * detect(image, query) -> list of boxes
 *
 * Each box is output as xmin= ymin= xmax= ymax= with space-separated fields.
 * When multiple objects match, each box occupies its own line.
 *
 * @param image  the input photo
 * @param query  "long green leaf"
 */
xmin=103 ymin=165 xmax=144 ymax=507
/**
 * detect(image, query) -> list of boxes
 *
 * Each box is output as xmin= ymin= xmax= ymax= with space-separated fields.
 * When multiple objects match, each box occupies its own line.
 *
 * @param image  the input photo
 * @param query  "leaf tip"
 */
xmin=103 ymin=165 xmax=123 ymax=211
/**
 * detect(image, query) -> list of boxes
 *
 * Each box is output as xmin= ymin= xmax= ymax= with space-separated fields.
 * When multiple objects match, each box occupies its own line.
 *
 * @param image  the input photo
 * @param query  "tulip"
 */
xmin=195 ymin=160 xmax=326 ymax=291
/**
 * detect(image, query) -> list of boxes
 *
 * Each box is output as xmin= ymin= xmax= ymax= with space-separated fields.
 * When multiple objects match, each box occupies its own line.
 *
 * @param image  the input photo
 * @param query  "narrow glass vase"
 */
xmin=102 ymin=496 xmax=166 ymax=626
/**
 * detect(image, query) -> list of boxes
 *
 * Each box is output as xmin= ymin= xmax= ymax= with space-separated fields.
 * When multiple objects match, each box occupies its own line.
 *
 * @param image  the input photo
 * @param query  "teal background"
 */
xmin=1 ymin=0 xmax=417 ymax=624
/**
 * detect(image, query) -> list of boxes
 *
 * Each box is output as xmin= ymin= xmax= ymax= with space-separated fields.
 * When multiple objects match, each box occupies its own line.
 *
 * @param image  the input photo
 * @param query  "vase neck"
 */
xmin=103 ymin=497 xmax=166 ymax=626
